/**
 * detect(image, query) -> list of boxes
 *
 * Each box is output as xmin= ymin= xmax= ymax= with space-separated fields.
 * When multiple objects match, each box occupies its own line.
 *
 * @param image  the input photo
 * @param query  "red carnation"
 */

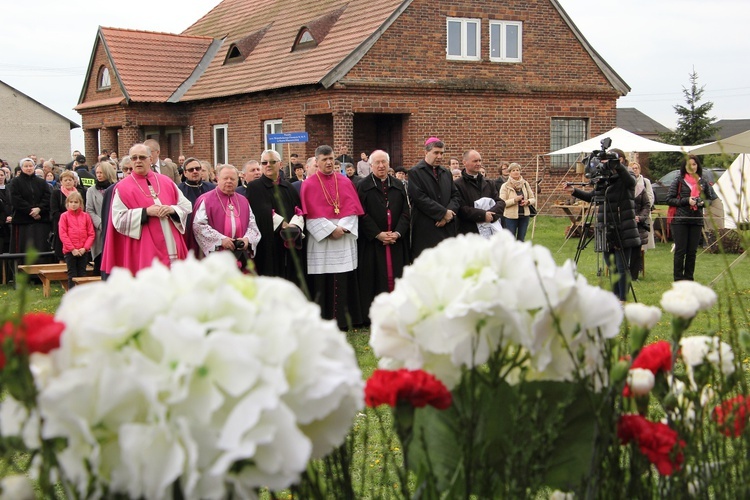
xmin=618 ymin=414 xmax=685 ymax=475
xmin=623 ymin=341 xmax=673 ymax=398
xmin=365 ymin=369 xmax=452 ymax=410
xmin=713 ymin=395 xmax=750 ymax=438
xmin=0 ymin=312 xmax=65 ymax=368
xmin=632 ymin=340 xmax=673 ymax=374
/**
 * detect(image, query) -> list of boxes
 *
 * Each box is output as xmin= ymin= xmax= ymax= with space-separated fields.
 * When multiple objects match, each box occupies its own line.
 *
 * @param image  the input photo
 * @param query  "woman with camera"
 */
xmin=193 ymin=164 xmax=261 ymax=268
xmin=666 ymin=154 xmax=717 ymax=281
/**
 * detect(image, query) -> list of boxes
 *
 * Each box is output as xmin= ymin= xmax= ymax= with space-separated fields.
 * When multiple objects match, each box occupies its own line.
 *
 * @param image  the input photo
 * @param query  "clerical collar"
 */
xmin=185 ymin=180 xmax=203 ymax=187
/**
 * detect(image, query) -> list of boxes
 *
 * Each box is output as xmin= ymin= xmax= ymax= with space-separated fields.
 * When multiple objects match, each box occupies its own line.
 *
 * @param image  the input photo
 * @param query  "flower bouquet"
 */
xmin=366 ymin=231 xmax=623 ymax=497
xmin=364 ymin=231 xmax=750 ymax=497
xmin=0 ymin=253 xmax=363 ymax=499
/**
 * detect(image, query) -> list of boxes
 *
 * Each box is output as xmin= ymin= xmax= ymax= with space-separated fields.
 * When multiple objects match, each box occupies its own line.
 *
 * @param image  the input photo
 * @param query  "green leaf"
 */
xmin=529 ymin=382 xmax=598 ymax=491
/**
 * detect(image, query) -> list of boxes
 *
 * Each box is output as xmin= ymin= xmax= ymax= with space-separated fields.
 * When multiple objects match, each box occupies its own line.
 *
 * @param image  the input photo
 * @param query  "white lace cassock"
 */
xmin=192 ymin=200 xmax=261 ymax=256
xmin=110 ymin=184 xmax=192 ymax=261
xmin=306 ymin=215 xmax=358 ymax=274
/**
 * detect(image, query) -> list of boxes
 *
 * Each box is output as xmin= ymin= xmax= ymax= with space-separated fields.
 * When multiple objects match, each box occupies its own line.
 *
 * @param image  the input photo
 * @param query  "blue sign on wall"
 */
xmin=267 ymin=132 xmax=309 ymax=144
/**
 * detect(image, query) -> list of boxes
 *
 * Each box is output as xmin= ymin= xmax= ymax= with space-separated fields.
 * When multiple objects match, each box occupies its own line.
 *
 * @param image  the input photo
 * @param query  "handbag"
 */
xmin=528 ymin=204 xmax=537 ymax=218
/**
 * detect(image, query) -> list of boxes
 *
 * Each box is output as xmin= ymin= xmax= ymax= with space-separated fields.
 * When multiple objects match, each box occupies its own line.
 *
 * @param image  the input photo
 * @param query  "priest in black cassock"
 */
xmin=357 ymin=150 xmax=410 ymax=323
xmin=177 ymin=157 xmax=215 ymax=256
xmin=245 ymin=149 xmax=306 ymax=287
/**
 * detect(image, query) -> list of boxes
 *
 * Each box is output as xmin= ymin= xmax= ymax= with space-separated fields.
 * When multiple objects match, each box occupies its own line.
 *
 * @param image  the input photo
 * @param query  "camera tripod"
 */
xmin=573 ymin=192 xmax=637 ymax=303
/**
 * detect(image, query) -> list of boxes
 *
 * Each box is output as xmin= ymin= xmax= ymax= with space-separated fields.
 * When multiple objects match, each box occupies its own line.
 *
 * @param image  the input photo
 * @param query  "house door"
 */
xmin=353 ymin=114 xmax=405 ymax=167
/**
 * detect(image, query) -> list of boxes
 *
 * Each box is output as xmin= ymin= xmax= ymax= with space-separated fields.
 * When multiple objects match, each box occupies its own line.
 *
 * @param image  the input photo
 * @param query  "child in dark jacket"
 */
xmin=58 ymin=192 xmax=95 ymax=289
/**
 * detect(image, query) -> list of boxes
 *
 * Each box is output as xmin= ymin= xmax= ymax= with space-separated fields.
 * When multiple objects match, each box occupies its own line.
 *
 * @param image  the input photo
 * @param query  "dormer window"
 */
xmin=97 ymin=66 xmax=111 ymax=90
xmin=293 ymin=29 xmax=317 ymax=51
xmin=222 ymin=25 xmax=272 ymax=65
xmin=292 ymin=5 xmax=346 ymax=52
xmin=224 ymin=44 xmax=243 ymax=64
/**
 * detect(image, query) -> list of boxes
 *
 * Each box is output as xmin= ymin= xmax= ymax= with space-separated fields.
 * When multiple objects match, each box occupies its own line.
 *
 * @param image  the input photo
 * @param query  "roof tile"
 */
xmin=100 ymin=27 xmax=214 ymax=102
xmin=179 ymin=0 xmax=406 ymax=101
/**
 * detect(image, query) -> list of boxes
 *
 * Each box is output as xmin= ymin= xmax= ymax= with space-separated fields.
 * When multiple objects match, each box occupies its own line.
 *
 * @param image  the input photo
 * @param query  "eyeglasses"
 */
xmin=121 ymin=167 xmax=133 ymax=171
xmin=132 ymin=155 xmax=149 ymax=161
xmin=260 ymin=160 xmax=278 ymax=165
xmin=185 ymin=167 xmax=201 ymax=173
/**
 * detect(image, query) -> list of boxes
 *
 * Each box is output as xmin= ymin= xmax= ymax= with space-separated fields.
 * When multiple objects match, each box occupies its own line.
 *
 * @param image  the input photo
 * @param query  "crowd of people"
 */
xmin=0 ymin=140 xmax=716 ymax=326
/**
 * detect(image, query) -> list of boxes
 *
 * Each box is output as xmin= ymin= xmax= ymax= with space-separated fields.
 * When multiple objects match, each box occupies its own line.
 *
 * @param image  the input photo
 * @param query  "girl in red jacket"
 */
xmin=58 ymin=191 xmax=95 ymax=289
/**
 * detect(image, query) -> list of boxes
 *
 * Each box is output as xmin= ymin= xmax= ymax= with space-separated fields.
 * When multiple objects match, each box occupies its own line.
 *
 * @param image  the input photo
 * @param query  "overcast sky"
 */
xmin=2 ymin=0 xmax=748 ymax=154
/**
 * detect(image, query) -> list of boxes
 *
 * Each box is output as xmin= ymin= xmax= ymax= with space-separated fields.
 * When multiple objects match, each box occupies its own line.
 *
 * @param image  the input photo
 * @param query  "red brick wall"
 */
xmin=78 ymin=0 xmax=622 ymax=212
xmin=345 ymin=0 xmax=618 ymax=91
xmin=81 ymin=38 xmax=125 ymax=106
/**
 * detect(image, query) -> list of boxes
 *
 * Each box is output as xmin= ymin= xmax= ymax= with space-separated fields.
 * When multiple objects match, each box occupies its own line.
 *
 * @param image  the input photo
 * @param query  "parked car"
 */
xmin=651 ymin=168 xmax=726 ymax=205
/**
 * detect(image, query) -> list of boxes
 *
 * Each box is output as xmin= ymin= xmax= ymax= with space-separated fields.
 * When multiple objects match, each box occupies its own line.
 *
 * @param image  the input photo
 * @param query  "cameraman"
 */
xmin=666 ymin=154 xmax=717 ymax=281
xmin=563 ymin=148 xmax=641 ymax=301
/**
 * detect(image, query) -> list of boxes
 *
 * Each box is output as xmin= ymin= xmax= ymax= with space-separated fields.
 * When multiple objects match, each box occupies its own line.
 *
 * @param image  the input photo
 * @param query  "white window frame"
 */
xmin=213 ymin=124 xmax=228 ymax=166
xmin=263 ymin=119 xmax=283 ymax=161
xmin=446 ymin=18 xmax=481 ymax=61
xmin=98 ymin=66 xmax=111 ymax=90
xmin=489 ymin=20 xmax=522 ymax=63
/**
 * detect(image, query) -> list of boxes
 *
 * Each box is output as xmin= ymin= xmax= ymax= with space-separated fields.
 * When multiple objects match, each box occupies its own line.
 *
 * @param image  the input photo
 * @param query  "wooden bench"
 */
xmin=72 ymin=276 xmax=101 ymax=286
xmin=2 ymin=251 xmax=56 ymax=285
xmin=31 ymin=265 xmax=95 ymax=297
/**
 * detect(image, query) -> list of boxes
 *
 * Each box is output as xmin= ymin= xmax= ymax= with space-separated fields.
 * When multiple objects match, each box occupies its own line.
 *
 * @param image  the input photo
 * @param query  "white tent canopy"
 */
xmin=714 ymin=153 xmax=750 ymax=229
xmin=687 ymin=130 xmax=750 ymax=155
xmin=546 ymin=127 xmax=684 ymax=155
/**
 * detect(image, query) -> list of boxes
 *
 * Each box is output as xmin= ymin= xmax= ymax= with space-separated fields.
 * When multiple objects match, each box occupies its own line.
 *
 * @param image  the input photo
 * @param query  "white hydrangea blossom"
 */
xmin=369 ymin=232 xmax=622 ymax=389
xmin=4 ymin=254 xmax=363 ymax=500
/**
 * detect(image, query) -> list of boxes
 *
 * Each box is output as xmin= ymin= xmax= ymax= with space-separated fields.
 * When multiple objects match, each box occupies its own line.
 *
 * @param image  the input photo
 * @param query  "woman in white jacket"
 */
xmin=499 ymin=163 xmax=536 ymax=241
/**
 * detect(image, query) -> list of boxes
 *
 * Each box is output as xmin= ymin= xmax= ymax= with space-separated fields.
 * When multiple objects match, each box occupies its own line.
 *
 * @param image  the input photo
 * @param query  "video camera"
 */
xmin=584 ymin=137 xmax=619 ymax=184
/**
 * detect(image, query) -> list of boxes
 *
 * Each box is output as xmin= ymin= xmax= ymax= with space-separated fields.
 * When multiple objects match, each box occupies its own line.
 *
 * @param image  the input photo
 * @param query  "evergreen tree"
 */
xmin=649 ymin=70 xmax=718 ymax=178
xmin=673 ymin=70 xmax=718 ymax=146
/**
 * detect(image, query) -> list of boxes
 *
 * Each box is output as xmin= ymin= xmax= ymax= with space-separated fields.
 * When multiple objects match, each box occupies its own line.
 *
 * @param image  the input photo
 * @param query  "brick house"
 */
xmin=1 ymin=80 xmax=79 ymax=166
xmin=75 ymin=0 xmax=628 ymax=187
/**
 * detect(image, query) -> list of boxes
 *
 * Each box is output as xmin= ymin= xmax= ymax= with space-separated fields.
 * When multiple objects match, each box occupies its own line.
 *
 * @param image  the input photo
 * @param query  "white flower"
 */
xmin=660 ymin=288 xmax=701 ymax=319
xmin=370 ymin=232 xmax=623 ymax=389
xmin=672 ymin=281 xmax=718 ymax=311
xmin=0 ymin=475 xmax=35 ymax=500
xmin=679 ymin=336 xmax=735 ymax=390
xmin=680 ymin=336 xmax=735 ymax=374
xmin=549 ymin=491 xmax=575 ymax=500
xmin=627 ymin=368 xmax=655 ymax=396
xmin=624 ymin=303 xmax=662 ymax=329
xmin=23 ymin=253 xmax=363 ymax=498
xmin=0 ymin=396 xmax=41 ymax=449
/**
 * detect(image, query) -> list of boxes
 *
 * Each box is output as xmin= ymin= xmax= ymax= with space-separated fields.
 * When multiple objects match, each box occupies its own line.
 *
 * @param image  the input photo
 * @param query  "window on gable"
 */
xmin=446 ymin=18 xmax=480 ymax=61
xmin=550 ymin=118 xmax=588 ymax=169
xmin=98 ymin=66 xmax=111 ymax=90
xmin=293 ymin=28 xmax=317 ymax=51
xmin=490 ymin=21 xmax=522 ymax=62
